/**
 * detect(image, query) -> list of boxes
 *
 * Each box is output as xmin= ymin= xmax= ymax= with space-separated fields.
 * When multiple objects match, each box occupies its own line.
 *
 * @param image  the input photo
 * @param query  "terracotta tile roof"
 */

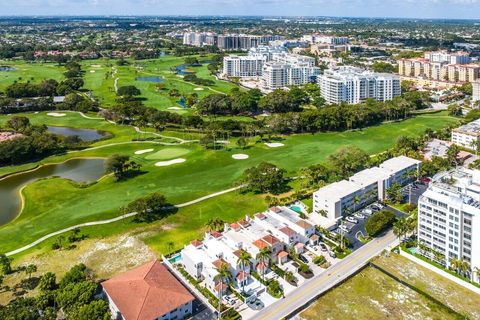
xmin=262 ymin=234 xmax=280 ymax=245
xmin=296 ymin=220 xmax=313 ymax=229
xmin=212 ymin=259 xmax=230 ymax=269
xmin=214 ymin=282 xmax=229 ymax=293
xmin=277 ymin=251 xmax=288 ymax=258
xmin=238 ymin=219 xmax=250 ymax=228
xmin=191 ymin=239 xmax=203 ymax=247
xmin=254 ymin=213 xmax=266 ymax=220
xmin=211 ymin=231 xmax=223 ymax=238
xmin=252 ymin=239 xmax=268 ymax=250
xmin=101 ymin=260 xmax=194 ymax=320
xmin=236 ymin=271 xmax=248 ymax=280
xmin=233 ymin=250 xmax=242 ymax=258
xmin=294 ymin=242 xmax=305 ymax=248
xmin=310 ymin=234 xmax=320 ymax=240
xmin=256 ymin=261 xmax=268 ymax=269
xmin=279 ymin=226 xmax=296 ymax=237
xmin=270 ymin=207 xmax=282 ymax=213
xmin=230 ymin=223 xmax=241 ymax=231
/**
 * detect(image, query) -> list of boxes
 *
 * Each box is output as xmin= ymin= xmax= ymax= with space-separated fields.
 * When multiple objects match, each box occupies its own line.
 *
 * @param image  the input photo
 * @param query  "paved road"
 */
xmin=5 ymin=185 xmax=244 ymax=257
xmin=249 ymin=230 xmax=399 ymax=320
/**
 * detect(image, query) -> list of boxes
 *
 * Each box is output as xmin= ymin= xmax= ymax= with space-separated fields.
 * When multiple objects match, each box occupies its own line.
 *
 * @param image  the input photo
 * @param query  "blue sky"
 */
xmin=1 ymin=0 xmax=479 ymax=19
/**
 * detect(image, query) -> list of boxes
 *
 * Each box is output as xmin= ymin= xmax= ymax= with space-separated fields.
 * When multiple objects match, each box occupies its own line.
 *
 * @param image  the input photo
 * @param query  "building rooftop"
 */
xmin=452 ymin=119 xmax=480 ymax=136
xmin=101 ymin=261 xmax=194 ymax=320
xmin=379 ymin=155 xmax=421 ymax=173
xmin=314 ymin=179 xmax=362 ymax=200
xmin=350 ymin=167 xmax=391 ymax=187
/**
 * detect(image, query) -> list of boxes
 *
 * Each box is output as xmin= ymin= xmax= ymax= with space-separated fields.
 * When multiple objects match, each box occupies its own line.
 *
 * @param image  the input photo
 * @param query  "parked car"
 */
xmin=339 ymin=225 xmax=349 ymax=233
xmin=362 ymin=208 xmax=373 ymax=215
xmin=346 ymin=216 xmax=358 ymax=224
xmin=329 ymin=251 xmax=336 ymax=258
xmin=319 ymin=243 xmax=328 ymax=252
xmin=354 ymin=212 xmax=364 ymax=219
xmin=299 ymin=254 xmax=309 ymax=263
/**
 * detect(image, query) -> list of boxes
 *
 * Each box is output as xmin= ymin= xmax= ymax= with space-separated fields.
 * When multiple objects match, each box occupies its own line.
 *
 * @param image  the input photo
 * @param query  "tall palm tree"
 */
xmin=213 ymin=263 xmax=232 ymax=320
xmin=352 ymin=195 xmax=360 ymax=213
xmin=255 ymin=247 xmax=271 ymax=282
xmin=236 ymin=250 xmax=251 ymax=293
xmin=393 ymin=219 xmax=407 ymax=241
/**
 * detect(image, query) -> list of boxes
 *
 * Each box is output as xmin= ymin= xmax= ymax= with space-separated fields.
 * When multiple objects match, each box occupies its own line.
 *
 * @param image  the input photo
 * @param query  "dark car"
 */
xmin=299 ymin=254 xmax=309 ymax=263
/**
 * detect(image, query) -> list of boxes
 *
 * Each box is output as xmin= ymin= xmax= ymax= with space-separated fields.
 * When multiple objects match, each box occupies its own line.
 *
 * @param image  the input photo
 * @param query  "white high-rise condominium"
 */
xmin=318 ymin=66 xmax=401 ymax=104
xmin=223 ymin=56 xmax=265 ymax=77
xmin=473 ymin=80 xmax=480 ymax=103
xmin=417 ymin=168 xmax=480 ymax=283
xmin=261 ymin=58 xmax=320 ymax=90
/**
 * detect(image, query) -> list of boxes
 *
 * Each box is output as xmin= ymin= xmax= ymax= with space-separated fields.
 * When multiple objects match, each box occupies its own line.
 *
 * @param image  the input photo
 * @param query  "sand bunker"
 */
xmin=47 ymin=112 xmax=66 ymax=117
xmin=232 ymin=154 xmax=249 ymax=160
xmin=194 ymin=87 xmax=204 ymax=91
xmin=265 ymin=142 xmax=285 ymax=148
xmin=134 ymin=148 xmax=154 ymax=155
xmin=155 ymin=158 xmax=186 ymax=167
xmin=90 ymin=70 xmax=96 ymax=73
xmin=168 ymin=107 xmax=183 ymax=110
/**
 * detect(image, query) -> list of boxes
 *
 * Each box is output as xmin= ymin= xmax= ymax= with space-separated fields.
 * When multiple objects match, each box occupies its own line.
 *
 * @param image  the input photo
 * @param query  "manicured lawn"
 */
xmin=300 ymin=264 xmax=462 ymax=320
xmin=0 ymin=111 xmax=459 ymax=253
xmin=0 ymin=60 xmax=65 ymax=91
xmin=144 ymin=147 xmax=191 ymax=160
xmin=81 ymin=55 xmax=239 ymax=111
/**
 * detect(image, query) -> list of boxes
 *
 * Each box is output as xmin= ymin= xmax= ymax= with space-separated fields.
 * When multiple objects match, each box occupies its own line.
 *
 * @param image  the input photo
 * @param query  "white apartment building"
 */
xmin=301 ymin=35 xmax=349 ymax=45
xmin=313 ymin=156 xmax=421 ymax=223
xmin=451 ymin=119 xmax=480 ymax=149
xmin=261 ymin=55 xmax=320 ymax=90
xmin=424 ymin=51 xmax=471 ymax=65
xmin=223 ymin=55 xmax=265 ymax=77
xmin=473 ymin=80 xmax=480 ymax=103
xmin=417 ymin=168 xmax=480 ymax=282
xmin=318 ymin=66 xmax=401 ymax=104
xmin=248 ymin=45 xmax=288 ymax=61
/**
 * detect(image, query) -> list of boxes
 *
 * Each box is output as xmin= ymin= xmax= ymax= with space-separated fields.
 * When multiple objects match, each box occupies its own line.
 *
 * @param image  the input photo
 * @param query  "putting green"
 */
xmin=144 ymin=147 xmax=190 ymax=160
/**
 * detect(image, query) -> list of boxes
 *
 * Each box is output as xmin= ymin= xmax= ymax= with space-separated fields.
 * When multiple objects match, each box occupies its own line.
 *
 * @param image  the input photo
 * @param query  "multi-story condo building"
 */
xmin=182 ymin=32 xmax=283 ymax=50
xmin=424 ymin=51 xmax=471 ymax=64
xmin=248 ymin=45 xmax=288 ymax=60
xmin=451 ymin=119 xmax=480 ymax=149
xmin=398 ymin=50 xmax=479 ymax=84
xmin=301 ymin=34 xmax=349 ymax=45
xmin=318 ymin=66 xmax=401 ymax=104
xmin=262 ymin=60 xmax=320 ymax=90
xmin=473 ymin=80 xmax=480 ymax=103
xmin=313 ymin=156 xmax=421 ymax=224
xmin=223 ymin=55 xmax=265 ymax=77
xmin=417 ymin=168 xmax=480 ymax=282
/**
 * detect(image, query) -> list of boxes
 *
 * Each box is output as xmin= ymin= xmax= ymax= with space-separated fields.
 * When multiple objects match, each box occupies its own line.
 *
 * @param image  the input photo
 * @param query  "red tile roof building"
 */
xmin=101 ymin=260 xmax=194 ymax=320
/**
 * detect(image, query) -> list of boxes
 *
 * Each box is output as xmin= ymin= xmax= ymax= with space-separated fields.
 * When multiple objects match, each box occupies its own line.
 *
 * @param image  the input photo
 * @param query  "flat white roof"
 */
xmin=349 ymin=167 xmax=390 ymax=186
xmin=380 ymin=155 xmax=421 ymax=173
xmin=314 ymin=179 xmax=361 ymax=201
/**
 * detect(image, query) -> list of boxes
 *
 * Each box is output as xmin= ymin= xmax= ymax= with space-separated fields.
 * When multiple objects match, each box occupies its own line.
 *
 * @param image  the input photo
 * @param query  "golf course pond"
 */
xmin=46 ymin=126 xmax=108 ymax=141
xmin=0 ymin=158 xmax=106 ymax=225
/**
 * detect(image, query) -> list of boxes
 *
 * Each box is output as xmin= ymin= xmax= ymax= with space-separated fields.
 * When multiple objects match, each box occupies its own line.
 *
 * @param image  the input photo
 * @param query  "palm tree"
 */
xmin=25 ymin=264 xmax=37 ymax=279
xmin=255 ymin=247 xmax=271 ymax=281
xmin=393 ymin=219 xmax=407 ymax=241
xmin=167 ymin=241 xmax=175 ymax=254
xmin=213 ymin=263 xmax=232 ymax=320
xmin=236 ymin=250 xmax=251 ymax=293
xmin=352 ymin=195 xmax=360 ymax=213
xmin=473 ymin=267 xmax=480 ymax=283
xmin=450 ymin=257 xmax=460 ymax=274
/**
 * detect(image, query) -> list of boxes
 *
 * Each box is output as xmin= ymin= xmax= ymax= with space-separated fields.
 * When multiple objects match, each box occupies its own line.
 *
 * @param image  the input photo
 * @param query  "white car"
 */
xmin=339 ymin=225 xmax=349 ymax=233
xmin=354 ymin=212 xmax=364 ymax=219
xmin=362 ymin=208 xmax=373 ymax=215
xmin=346 ymin=216 xmax=358 ymax=224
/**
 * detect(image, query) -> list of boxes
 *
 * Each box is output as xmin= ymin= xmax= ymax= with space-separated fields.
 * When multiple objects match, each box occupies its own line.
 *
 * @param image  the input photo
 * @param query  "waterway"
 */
xmin=0 ymin=158 xmax=106 ymax=225
xmin=46 ymin=126 xmax=107 ymax=141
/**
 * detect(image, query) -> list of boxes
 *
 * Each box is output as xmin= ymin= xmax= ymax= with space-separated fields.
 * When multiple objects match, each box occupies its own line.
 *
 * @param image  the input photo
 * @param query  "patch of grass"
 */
xmin=300 ymin=265 xmax=462 ymax=320
xmin=0 ymin=60 xmax=65 ymax=91
xmin=144 ymin=147 xmax=190 ymax=160
xmin=374 ymin=253 xmax=480 ymax=319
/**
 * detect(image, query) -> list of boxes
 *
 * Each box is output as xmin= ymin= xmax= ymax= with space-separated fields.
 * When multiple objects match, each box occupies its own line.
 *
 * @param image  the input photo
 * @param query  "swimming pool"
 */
xmin=169 ymin=254 xmax=182 ymax=264
xmin=290 ymin=205 xmax=303 ymax=214
xmin=409 ymin=247 xmax=417 ymax=254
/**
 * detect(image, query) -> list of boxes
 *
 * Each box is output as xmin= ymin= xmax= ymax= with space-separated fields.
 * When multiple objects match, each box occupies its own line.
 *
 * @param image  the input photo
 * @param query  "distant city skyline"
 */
xmin=2 ymin=0 xmax=480 ymax=19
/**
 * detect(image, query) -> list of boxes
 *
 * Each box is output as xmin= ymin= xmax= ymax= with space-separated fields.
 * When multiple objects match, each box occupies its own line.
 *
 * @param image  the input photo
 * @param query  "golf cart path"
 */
xmin=133 ymin=126 xmax=198 ymax=144
xmin=5 ymin=185 xmax=245 ymax=257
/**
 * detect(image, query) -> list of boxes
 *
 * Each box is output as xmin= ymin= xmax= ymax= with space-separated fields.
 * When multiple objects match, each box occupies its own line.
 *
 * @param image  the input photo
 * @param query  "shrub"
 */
xmin=365 ymin=210 xmax=396 ymax=237
xmin=313 ymin=255 xmax=326 ymax=266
